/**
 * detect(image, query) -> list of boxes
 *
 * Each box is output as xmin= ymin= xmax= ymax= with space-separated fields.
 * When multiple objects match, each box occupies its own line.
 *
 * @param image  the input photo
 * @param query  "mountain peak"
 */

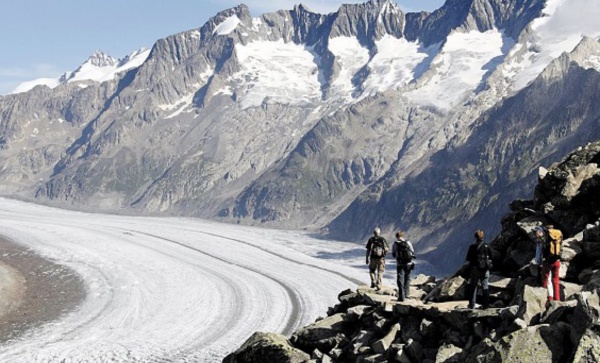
xmin=85 ymin=50 xmax=118 ymax=68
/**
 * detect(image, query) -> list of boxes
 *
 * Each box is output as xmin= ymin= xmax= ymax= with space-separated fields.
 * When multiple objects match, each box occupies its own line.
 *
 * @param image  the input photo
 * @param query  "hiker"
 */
xmin=465 ymin=229 xmax=492 ymax=309
xmin=366 ymin=227 xmax=389 ymax=290
xmin=531 ymin=228 xmax=545 ymax=284
xmin=533 ymin=225 xmax=563 ymax=301
xmin=391 ymin=231 xmax=415 ymax=301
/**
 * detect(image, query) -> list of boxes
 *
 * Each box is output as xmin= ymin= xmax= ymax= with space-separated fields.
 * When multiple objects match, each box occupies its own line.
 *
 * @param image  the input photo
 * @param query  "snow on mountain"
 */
xmin=327 ymin=37 xmax=370 ymax=101
xmin=232 ymin=39 xmax=322 ymax=109
xmin=10 ymin=49 xmax=150 ymax=94
xmin=406 ymin=29 xmax=508 ymax=109
xmin=213 ymin=15 xmax=242 ymax=36
xmin=361 ymin=36 xmax=436 ymax=98
xmin=10 ymin=77 xmax=61 ymax=94
xmin=507 ymin=0 xmax=600 ymax=92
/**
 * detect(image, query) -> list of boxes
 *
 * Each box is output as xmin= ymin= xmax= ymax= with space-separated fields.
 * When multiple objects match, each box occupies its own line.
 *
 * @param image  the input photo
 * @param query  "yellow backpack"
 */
xmin=546 ymin=228 xmax=563 ymax=261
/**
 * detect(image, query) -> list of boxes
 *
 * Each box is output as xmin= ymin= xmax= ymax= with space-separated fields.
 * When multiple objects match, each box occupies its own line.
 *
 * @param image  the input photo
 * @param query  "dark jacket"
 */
xmin=466 ymin=240 xmax=491 ymax=270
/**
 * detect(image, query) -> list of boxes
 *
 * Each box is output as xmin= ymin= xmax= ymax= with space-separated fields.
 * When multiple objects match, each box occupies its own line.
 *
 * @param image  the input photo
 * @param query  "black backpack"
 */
xmin=371 ymin=237 xmax=386 ymax=258
xmin=476 ymin=243 xmax=493 ymax=270
xmin=395 ymin=240 xmax=414 ymax=263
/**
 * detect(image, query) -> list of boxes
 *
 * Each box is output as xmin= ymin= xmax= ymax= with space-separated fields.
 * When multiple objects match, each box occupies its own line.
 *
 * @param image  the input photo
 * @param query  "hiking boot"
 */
xmin=370 ymin=283 xmax=376 ymax=288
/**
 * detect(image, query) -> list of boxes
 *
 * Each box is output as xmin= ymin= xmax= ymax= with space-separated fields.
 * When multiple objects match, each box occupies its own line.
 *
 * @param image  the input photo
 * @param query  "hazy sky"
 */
xmin=0 ymin=0 xmax=445 ymax=94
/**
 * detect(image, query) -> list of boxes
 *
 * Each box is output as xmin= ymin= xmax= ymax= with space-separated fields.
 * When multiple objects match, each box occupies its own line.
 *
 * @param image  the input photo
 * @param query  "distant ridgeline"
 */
xmin=225 ymin=141 xmax=600 ymax=363
xmin=1 ymin=0 xmax=600 ymax=272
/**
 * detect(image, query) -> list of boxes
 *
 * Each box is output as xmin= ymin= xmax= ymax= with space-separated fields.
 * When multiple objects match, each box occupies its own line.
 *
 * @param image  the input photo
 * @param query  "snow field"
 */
xmin=232 ymin=39 xmax=322 ymax=109
xmin=0 ymin=199 xmax=366 ymax=362
xmin=406 ymin=29 xmax=506 ymax=109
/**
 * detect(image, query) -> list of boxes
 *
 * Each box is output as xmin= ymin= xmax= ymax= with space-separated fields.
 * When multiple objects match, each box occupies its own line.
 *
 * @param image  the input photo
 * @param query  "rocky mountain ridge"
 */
xmin=1 ymin=0 xmax=600 ymax=271
xmin=224 ymin=141 xmax=600 ymax=363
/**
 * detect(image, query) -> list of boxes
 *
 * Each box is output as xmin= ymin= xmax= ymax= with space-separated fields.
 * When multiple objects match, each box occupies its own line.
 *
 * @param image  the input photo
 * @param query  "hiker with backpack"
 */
xmin=366 ymin=227 xmax=389 ymax=290
xmin=464 ymin=230 xmax=492 ymax=309
xmin=391 ymin=231 xmax=415 ymax=301
xmin=533 ymin=225 xmax=563 ymax=301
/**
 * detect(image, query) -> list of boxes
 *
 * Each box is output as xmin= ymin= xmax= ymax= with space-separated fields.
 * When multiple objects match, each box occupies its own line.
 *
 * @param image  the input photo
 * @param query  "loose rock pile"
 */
xmin=224 ymin=142 xmax=600 ymax=363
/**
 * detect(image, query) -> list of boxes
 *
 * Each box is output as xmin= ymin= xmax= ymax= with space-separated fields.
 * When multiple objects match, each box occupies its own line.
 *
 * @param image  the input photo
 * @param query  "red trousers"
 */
xmin=542 ymin=260 xmax=561 ymax=301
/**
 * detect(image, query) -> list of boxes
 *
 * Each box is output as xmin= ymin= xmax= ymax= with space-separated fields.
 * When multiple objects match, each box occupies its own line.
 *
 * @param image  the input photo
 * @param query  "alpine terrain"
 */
xmin=1 ymin=0 xmax=600 ymax=270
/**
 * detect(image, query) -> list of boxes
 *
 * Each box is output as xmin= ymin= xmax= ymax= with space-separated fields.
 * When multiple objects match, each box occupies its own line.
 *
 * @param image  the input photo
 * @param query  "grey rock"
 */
xmin=222 ymin=332 xmax=310 ymax=363
xmin=405 ymin=338 xmax=424 ymax=362
xmin=411 ymin=274 xmax=436 ymax=286
xmin=584 ymin=223 xmax=600 ymax=242
xmin=540 ymin=300 xmax=578 ymax=324
xmin=425 ymin=276 xmax=467 ymax=302
xmin=434 ymin=344 xmax=462 ymax=363
xmin=392 ymin=344 xmax=413 ymax=363
xmin=291 ymin=313 xmax=350 ymax=353
xmin=371 ymin=323 xmax=400 ymax=354
xmin=571 ymin=325 xmax=600 ymax=363
xmin=517 ymin=285 xmax=548 ymax=325
xmin=357 ymin=353 xmax=388 ymax=363
xmin=465 ymin=323 xmax=572 ymax=363
xmin=583 ymin=242 xmax=600 ymax=260
xmin=346 ymin=305 xmax=371 ymax=322
xmin=351 ymin=330 xmax=375 ymax=356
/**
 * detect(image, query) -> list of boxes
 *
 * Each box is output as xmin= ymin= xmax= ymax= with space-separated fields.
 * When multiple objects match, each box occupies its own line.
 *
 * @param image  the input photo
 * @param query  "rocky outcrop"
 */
xmin=228 ymin=284 xmax=600 ymax=363
xmin=227 ymin=141 xmax=600 ymax=362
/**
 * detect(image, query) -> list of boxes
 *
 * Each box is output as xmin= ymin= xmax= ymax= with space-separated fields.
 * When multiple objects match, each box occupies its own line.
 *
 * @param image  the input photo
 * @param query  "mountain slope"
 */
xmin=1 ymin=0 xmax=600 ymax=272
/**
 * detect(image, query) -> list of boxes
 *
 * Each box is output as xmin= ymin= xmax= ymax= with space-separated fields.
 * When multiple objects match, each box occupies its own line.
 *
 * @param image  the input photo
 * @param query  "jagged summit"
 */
xmin=84 ymin=50 xmax=118 ymax=68
xmin=2 ymin=0 xmax=600 ymax=274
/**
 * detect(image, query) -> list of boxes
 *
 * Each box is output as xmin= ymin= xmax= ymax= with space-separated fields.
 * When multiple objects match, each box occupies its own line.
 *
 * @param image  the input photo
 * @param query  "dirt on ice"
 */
xmin=0 ymin=237 xmax=85 ymax=342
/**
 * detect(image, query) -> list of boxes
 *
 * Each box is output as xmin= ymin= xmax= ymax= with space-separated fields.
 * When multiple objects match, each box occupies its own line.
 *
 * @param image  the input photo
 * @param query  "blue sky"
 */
xmin=0 ymin=0 xmax=445 ymax=94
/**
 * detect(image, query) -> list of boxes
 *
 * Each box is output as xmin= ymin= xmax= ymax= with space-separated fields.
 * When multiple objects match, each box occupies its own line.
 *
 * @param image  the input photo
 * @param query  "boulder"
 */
xmin=223 ymin=332 xmax=310 ymax=363
xmin=411 ymin=274 xmax=436 ymax=286
xmin=578 ymin=268 xmax=597 ymax=284
xmin=351 ymin=330 xmax=375 ymax=356
xmin=359 ymin=290 xmax=395 ymax=307
xmin=562 ymin=236 xmax=583 ymax=262
xmin=583 ymin=223 xmax=600 ymax=242
xmin=567 ymin=291 xmax=600 ymax=338
xmin=391 ymin=343 xmax=412 ymax=363
xmin=488 ymin=275 xmax=517 ymax=290
xmin=585 ymin=271 xmax=600 ymax=291
xmin=290 ymin=313 xmax=350 ymax=353
xmin=465 ymin=323 xmax=572 ymax=363
xmin=425 ymin=276 xmax=467 ymax=302
xmin=582 ymin=241 xmax=600 ymax=260
xmin=561 ymin=281 xmax=583 ymax=300
xmin=571 ymin=325 xmax=600 ymax=363
xmin=357 ymin=353 xmax=387 ymax=363
xmin=517 ymin=285 xmax=548 ymax=325
xmin=540 ymin=300 xmax=578 ymax=324
xmin=405 ymin=338 xmax=424 ymax=362
xmin=346 ymin=305 xmax=371 ymax=322
xmin=435 ymin=344 xmax=462 ymax=363
xmin=372 ymin=323 xmax=400 ymax=354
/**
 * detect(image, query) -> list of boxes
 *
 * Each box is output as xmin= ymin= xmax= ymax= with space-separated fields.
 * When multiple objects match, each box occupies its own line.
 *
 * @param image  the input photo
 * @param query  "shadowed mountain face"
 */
xmin=1 ymin=0 xmax=600 ymax=271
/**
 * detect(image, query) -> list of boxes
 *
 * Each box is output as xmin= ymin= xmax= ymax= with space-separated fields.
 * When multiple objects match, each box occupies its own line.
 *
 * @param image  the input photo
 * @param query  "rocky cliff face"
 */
xmin=225 ymin=141 xmax=600 ymax=363
xmin=1 ymin=0 xmax=599 ymax=270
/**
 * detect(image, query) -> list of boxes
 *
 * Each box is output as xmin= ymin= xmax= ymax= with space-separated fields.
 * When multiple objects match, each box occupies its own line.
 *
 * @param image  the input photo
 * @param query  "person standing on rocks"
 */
xmin=465 ymin=229 xmax=491 ymax=309
xmin=533 ymin=225 xmax=563 ymax=301
xmin=366 ymin=227 xmax=389 ymax=290
xmin=391 ymin=231 xmax=415 ymax=301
